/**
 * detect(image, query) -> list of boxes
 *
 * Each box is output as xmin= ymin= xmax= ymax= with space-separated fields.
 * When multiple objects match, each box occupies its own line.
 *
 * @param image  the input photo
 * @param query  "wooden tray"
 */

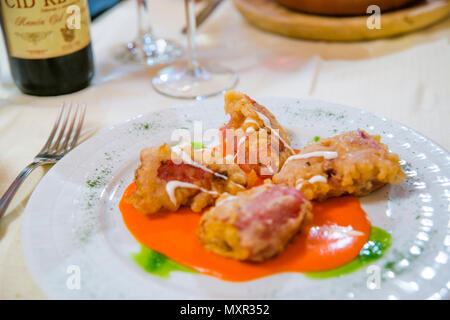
xmin=233 ymin=0 xmax=450 ymax=41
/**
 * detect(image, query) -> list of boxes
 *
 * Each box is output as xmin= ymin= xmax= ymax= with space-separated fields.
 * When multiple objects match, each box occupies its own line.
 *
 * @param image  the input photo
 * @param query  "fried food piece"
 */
xmin=220 ymin=91 xmax=294 ymax=177
xmin=128 ymin=143 xmax=248 ymax=214
xmin=273 ymin=130 xmax=406 ymax=200
xmin=224 ymin=90 xmax=291 ymax=144
xmin=198 ymin=184 xmax=312 ymax=262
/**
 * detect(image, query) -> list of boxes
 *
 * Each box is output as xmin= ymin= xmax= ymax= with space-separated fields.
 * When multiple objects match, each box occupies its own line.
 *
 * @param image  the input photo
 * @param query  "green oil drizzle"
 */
xmin=133 ymin=245 xmax=196 ymax=277
xmin=132 ymin=227 xmax=391 ymax=280
xmin=191 ymin=141 xmax=205 ymax=150
xmin=305 ymin=226 xmax=391 ymax=279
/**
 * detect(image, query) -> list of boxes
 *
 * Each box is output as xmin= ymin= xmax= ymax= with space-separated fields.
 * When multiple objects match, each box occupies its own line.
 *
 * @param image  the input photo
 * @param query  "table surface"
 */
xmin=0 ymin=0 xmax=449 ymax=299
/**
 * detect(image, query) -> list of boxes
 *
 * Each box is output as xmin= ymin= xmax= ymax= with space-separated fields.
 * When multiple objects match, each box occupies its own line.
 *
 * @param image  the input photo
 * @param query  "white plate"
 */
xmin=22 ymin=97 xmax=450 ymax=299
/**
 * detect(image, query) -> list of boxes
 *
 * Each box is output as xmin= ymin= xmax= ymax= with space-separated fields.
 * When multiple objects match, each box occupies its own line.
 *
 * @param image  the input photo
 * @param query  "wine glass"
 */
xmin=152 ymin=0 xmax=238 ymax=99
xmin=115 ymin=0 xmax=182 ymax=66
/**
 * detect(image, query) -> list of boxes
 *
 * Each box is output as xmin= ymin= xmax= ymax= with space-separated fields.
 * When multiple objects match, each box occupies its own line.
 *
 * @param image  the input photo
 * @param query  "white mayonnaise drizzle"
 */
xmin=308 ymin=175 xmax=327 ymax=184
xmin=310 ymin=225 xmax=364 ymax=237
xmin=285 ymin=151 xmax=338 ymax=165
xmin=295 ymin=178 xmax=304 ymax=190
xmin=243 ymin=119 xmax=259 ymax=133
xmin=234 ymin=136 xmax=247 ymax=160
xmin=171 ymin=144 xmax=228 ymax=180
xmin=264 ymin=165 xmax=275 ymax=174
xmin=295 ymin=175 xmax=327 ymax=190
xmin=215 ymin=195 xmax=238 ymax=206
xmin=165 ymin=181 xmax=218 ymax=205
xmin=230 ymin=181 xmax=246 ymax=189
xmin=243 ymin=119 xmax=259 ymax=126
xmin=170 ymin=144 xmax=246 ymax=189
xmin=254 ymin=110 xmax=295 ymax=153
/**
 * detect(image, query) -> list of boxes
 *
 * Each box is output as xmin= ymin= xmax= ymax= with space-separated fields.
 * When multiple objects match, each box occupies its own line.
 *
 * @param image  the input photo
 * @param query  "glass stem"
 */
xmin=137 ymin=0 xmax=152 ymax=37
xmin=185 ymin=0 xmax=200 ymax=73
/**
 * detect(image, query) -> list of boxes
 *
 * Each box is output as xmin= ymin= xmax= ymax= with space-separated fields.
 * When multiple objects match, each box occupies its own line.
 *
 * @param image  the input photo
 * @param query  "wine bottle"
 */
xmin=0 ymin=0 xmax=94 ymax=96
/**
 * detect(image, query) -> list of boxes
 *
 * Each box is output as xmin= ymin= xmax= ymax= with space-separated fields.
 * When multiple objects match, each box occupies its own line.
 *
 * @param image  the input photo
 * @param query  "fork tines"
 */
xmin=39 ymin=102 xmax=87 ymax=159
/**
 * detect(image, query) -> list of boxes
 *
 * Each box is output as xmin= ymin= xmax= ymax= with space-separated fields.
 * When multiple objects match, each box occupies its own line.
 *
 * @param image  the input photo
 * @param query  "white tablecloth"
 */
xmin=0 ymin=0 xmax=449 ymax=299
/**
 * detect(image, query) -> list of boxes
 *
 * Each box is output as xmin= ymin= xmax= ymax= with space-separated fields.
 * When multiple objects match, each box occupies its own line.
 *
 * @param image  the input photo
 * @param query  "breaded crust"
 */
xmin=198 ymin=184 xmax=312 ymax=262
xmin=273 ymin=130 xmax=406 ymax=200
xmin=221 ymin=91 xmax=294 ymax=177
xmin=128 ymin=143 xmax=249 ymax=214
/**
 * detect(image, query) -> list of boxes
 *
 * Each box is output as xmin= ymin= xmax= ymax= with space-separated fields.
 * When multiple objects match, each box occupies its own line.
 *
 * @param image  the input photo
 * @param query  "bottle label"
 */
xmin=1 ymin=0 xmax=91 ymax=59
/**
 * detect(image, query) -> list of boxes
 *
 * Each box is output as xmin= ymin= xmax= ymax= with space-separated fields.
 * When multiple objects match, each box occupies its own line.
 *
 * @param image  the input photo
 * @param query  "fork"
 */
xmin=0 ymin=103 xmax=87 ymax=220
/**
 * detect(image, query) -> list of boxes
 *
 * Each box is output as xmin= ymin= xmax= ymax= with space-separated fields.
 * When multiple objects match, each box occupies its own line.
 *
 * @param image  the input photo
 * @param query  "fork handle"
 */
xmin=0 ymin=162 xmax=42 ymax=220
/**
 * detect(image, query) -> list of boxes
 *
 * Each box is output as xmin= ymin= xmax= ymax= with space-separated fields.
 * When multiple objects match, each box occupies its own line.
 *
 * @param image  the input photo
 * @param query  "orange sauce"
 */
xmin=120 ymin=183 xmax=371 ymax=282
